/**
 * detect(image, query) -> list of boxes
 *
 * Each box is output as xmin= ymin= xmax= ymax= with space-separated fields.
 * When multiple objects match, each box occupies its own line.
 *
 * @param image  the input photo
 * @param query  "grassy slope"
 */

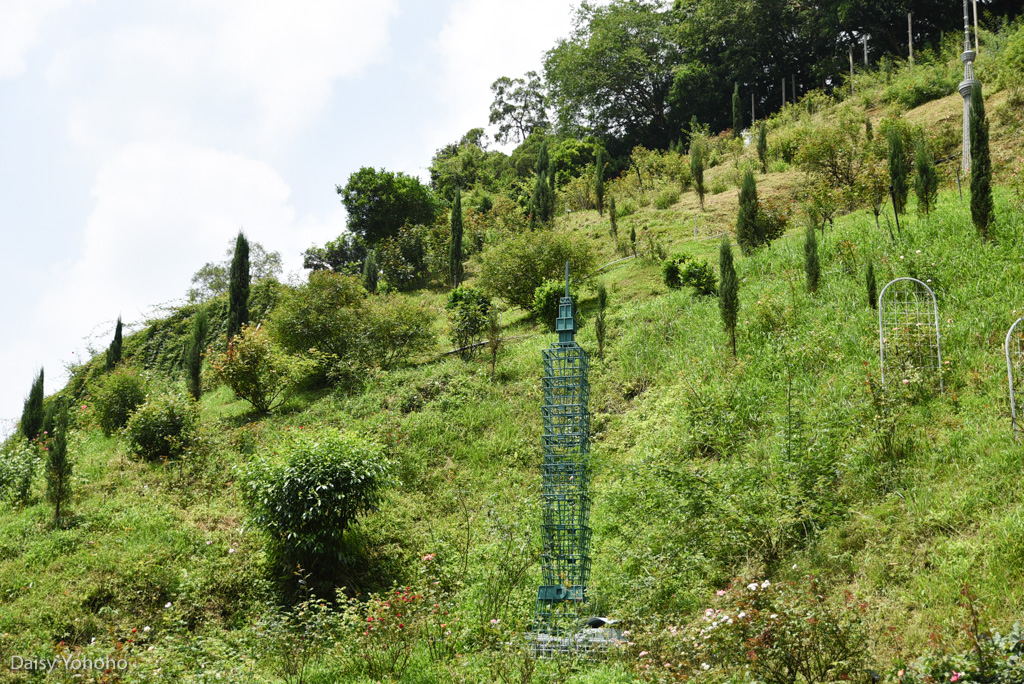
xmin=1 ymin=67 xmax=1023 ymax=682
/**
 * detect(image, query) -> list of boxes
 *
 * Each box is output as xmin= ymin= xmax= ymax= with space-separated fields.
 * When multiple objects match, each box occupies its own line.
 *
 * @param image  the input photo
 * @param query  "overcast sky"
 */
xmin=0 ymin=0 xmax=585 ymax=438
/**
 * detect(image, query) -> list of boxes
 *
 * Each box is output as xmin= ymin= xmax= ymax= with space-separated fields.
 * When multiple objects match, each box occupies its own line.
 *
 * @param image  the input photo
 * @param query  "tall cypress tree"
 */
xmin=757 ymin=122 xmax=768 ymax=174
xmin=362 ymin=249 xmax=378 ymax=293
xmin=21 ymin=369 xmax=44 ymax=441
xmin=915 ymin=137 xmax=939 ymax=217
xmin=866 ymin=260 xmax=878 ymax=310
xmin=804 ymin=224 xmax=820 ymax=293
xmin=969 ymin=82 xmax=994 ymax=242
xmin=595 ymin=282 xmax=608 ymax=359
xmin=719 ymin=239 xmax=739 ymax=357
xmin=690 ymin=136 xmax=706 ymax=210
xmin=449 ymin=188 xmax=464 ymax=287
xmin=227 ymin=231 xmax=250 ymax=341
xmin=736 ymin=170 xmax=760 ymax=255
xmin=609 ymin=196 xmax=618 ymax=239
xmin=529 ymin=141 xmax=555 ymax=229
xmin=185 ymin=306 xmax=209 ymax=401
xmin=887 ymin=128 xmax=909 ymax=215
xmin=105 ymin=316 xmax=123 ymax=371
xmin=45 ymin=397 xmax=72 ymax=527
xmin=594 ymin=149 xmax=605 ymax=217
xmin=732 ymin=83 xmax=742 ymax=138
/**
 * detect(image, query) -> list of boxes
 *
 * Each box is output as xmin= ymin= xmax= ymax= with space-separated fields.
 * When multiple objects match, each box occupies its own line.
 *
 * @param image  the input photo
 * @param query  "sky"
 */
xmin=0 ymin=0 xmax=587 ymax=439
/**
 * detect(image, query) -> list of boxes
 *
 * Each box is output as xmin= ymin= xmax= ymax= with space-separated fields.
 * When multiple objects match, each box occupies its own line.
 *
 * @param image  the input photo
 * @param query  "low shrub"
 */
xmin=617 ymin=199 xmax=637 ymax=218
xmin=123 ymin=392 xmax=200 ymax=461
xmin=680 ymin=259 xmax=717 ymax=296
xmin=882 ymin=62 xmax=958 ymax=110
xmin=653 ymin=188 xmax=680 ymax=210
xmin=757 ymin=196 xmax=791 ymax=241
xmin=239 ymin=427 xmax=391 ymax=565
xmin=661 ymin=253 xmax=690 ymax=289
xmin=479 ymin=231 xmax=594 ymax=311
xmin=92 ymin=369 xmax=148 ymax=436
xmin=208 ymin=324 xmax=308 ymax=414
xmin=532 ymin=279 xmax=580 ymax=331
xmin=0 ymin=437 xmax=41 ymax=504
xmin=446 ymin=286 xmax=490 ymax=357
xmin=360 ymin=295 xmax=436 ymax=370
xmin=710 ymin=177 xmax=728 ymax=195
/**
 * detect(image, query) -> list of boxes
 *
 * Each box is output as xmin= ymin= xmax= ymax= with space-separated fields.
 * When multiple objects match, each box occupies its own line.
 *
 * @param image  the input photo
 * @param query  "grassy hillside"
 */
xmin=1 ymin=30 xmax=1024 ymax=684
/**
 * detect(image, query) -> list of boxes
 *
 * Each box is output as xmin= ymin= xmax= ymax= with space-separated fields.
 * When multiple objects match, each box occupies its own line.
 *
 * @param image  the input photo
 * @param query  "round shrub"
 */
xmin=446 ymin=286 xmax=490 ymax=357
xmin=479 ymin=231 xmax=594 ymax=311
xmin=532 ymin=279 xmax=580 ymax=331
xmin=208 ymin=324 xmax=307 ymax=413
xmin=239 ymin=428 xmax=391 ymax=564
xmin=93 ymin=369 xmax=149 ymax=436
xmin=123 ymin=392 xmax=200 ymax=461
xmin=680 ymin=258 xmax=717 ymax=296
xmin=662 ymin=253 xmax=690 ymax=289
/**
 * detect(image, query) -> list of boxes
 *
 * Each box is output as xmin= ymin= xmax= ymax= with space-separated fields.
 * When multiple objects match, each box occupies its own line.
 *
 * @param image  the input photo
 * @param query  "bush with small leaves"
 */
xmin=479 ymin=231 xmax=594 ymax=311
xmin=239 ymin=427 xmax=391 ymax=565
xmin=0 ymin=437 xmax=41 ymax=505
xmin=661 ymin=253 xmax=690 ymax=289
xmin=446 ymin=286 xmax=490 ymax=358
xmin=532 ymin=279 xmax=580 ymax=331
xmin=123 ymin=392 xmax=200 ymax=461
xmin=359 ymin=295 xmax=436 ymax=370
xmin=680 ymin=259 xmax=717 ymax=296
xmin=93 ymin=369 xmax=149 ymax=436
xmin=208 ymin=324 xmax=308 ymax=414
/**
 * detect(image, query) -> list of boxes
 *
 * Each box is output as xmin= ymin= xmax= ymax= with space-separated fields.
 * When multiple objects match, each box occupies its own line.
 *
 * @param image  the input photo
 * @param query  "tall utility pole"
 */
xmin=781 ymin=77 xmax=786 ymax=107
xmin=959 ymin=0 xmax=979 ymax=174
xmin=863 ymin=35 xmax=869 ymax=66
xmin=973 ymin=0 xmax=979 ymax=53
xmin=908 ymin=13 xmax=914 ymax=65
xmin=849 ymin=45 xmax=855 ymax=96
xmin=751 ymin=93 xmax=755 ymax=124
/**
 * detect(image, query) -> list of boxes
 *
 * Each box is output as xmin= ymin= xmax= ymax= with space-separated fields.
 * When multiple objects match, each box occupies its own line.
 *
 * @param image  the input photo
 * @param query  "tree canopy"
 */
xmin=338 ymin=167 xmax=439 ymax=245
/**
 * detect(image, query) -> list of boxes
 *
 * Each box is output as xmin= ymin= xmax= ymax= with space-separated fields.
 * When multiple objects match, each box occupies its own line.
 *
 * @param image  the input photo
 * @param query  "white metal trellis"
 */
xmin=879 ymin=277 xmax=943 ymax=392
xmin=1006 ymin=317 xmax=1024 ymax=440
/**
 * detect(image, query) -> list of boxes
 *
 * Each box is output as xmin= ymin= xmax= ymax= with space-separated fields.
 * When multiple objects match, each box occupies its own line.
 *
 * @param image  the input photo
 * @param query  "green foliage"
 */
xmin=123 ymin=391 xmax=200 ymax=461
xmin=239 ymin=428 xmax=391 ymax=565
xmin=757 ymin=196 xmax=791 ymax=243
xmin=184 ymin=307 xmax=208 ymax=401
xmin=653 ymin=187 xmax=679 ymax=210
xmin=302 ymin=232 xmax=367 ymax=274
xmin=888 ymin=126 xmax=909 ymax=215
xmin=479 ymin=231 xmax=594 ymax=311
xmin=881 ymin=60 xmax=959 ymax=110
xmin=486 ymin=309 xmax=502 ymax=378
xmin=690 ymin=135 xmax=706 ymax=209
xmin=189 ymin=239 xmax=283 ymax=302
xmin=105 ymin=317 xmax=123 ymax=371
xmin=375 ymin=223 xmax=436 ymax=292
xmin=661 ymin=254 xmax=686 ymax=289
xmin=446 ymin=286 xmax=490 ymax=358
xmin=804 ymin=223 xmax=820 ymax=293
xmin=731 ymin=82 xmax=742 ymax=137
xmin=680 ymin=259 xmax=717 ymax=296
xmin=0 ymin=437 xmax=40 ymax=505
xmin=208 ymin=324 xmax=305 ymax=414
xmin=449 ymin=188 xmax=464 ymax=287
xmin=609 ymin=196 xmax=618 ymax=239
xmin=93 ymin=368 xmax=148 ymax=436
xmin=914 ymin=136 xmax=939 ymax=217
xmin=45 ymin=399 xmax=72 ymax=526
xmin=20 ymin=368 xmax=44 ymax=442
xmin=866 ymin=260 xmax=878 ymax=309
xmin=736 ymin=169 xmax=760 ymax=255
xmin=594 ymin=148 xmax=605 ymax=216
xmin=970 ymin=82 xmax=994 ymax=241
xmin=359 ymin=295 xmax=436 ymax=371
xmin=227 ymin=232 xmax=250 ymax=342
xmin=532 ymin=279 xmax=579 ymax=331
xmin=757 ymin=121 xmax=768 ymax=173
xmin=718 ymin=239 xmax=738 ymax=356
xmin=488 ymin=70 xmax=548 ymax=146
xmin=595 ymin=282 xmax=608 ymax=358
xmin=528 ymin=141 xmax=555 ymax=228
xmin=361 ymin=249 xmax=378 ymax=294
xmin=338 ymin=166 xmax=439 ymax=245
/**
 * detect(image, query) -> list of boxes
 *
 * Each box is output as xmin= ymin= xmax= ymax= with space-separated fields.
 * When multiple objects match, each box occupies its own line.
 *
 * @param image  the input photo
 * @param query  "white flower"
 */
xmin=916 ymin=250 xmax=921 ymax=254
xmin=792 ymin=564 xmax=798 ymax=570
xmin=738 ymin=611 xmax=746 ymax=618
xmin=770 ymin=614 xmax=778 ymax=619
xmin=702 ymin=663 xmax=711 ymax=670
xmin=747 ymin=583 xmax=759 ymax=591
xmin=761 ymin=580 xmax=771 ymax=589
xmin=143 ymin=626 xmax=151 ymax=632
xmin=165 ymin=602 xmax=172 ymax=609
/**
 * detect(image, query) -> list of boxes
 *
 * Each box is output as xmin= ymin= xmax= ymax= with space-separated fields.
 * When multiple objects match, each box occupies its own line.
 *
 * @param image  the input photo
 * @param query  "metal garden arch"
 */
xmin=1006 ymin=316 xmax=1024 ymax=440
xmin=878 ymin=277 xmax=943 ymax=392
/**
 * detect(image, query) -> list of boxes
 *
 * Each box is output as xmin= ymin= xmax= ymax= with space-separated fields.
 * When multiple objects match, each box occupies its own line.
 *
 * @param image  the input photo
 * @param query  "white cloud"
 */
xmin=0 ymin=0 xmax=76 ymax=79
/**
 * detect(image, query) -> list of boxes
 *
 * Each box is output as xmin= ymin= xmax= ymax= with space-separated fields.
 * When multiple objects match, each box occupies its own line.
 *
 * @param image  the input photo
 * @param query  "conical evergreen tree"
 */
xmin=804 ymin=224 xmax=820 ymax=293
xmin=20 ymin=369 xmax=44 ymax=441
xmin=690 ymin=135 xmax=706 ymax=210
xmin=915 ymin=137 xmax=938 ymax=217
xmin=719 ymin=239 xmax=739 ymax=357
xmin=227 ymin=231 xmax=250 ymax=341
xmin=449 ymin=188 xmax=464 ymax=287
xmin=736 ymin=170 xmax=760 ymax=255
xmin=629 ymin=226 xmax=637 ymax=256
xmin=732 ymin=83 xmax=742 ymax=138
xmin=594 ymin=149 xmax=605 ymax=217
xmin=529 ymin=141 xmax=555 ymax=229
xmin=757 ymin=122 xmax=768 ymax=174
xmin=866 ymin=260 xmax=878 ymax=310
xmin=887 ymin=128 xmax=909 ymax=215
xmin=105 ymin=316 xmax=123 ymax=371
xmin=595 ymin=282 xmax=608 ymax=359
xmin=362 ymin=249 xmax=378 ymax=294
xmin=185 ymin=306 xmax=209 ymax=401
xmin=45 ymin=397 xmax=72 ymax=527
xmin=969 ymin=82 xmax=994 ymax=242
xmin=609 ymin=196 xmax=618 ymax=239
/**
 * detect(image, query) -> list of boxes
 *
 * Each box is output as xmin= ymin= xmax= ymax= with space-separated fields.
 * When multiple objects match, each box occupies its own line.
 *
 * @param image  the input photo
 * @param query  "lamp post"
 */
xmin=959 ymin=0 xmax=978 ymax=174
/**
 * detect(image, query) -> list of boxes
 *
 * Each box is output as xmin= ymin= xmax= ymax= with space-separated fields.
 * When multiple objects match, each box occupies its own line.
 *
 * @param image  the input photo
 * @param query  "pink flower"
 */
xmin=903 ymin=379 xmax=910 ymax=385
xmin=716 ymin=590 xmax=726 ymax=596
xmin=422 ymin=553 xmax=435 ymax=561
xmin=639 ymin=651 xmax=649 ymax=657
xmin=951 ymin=673 xmax=963 ymax=682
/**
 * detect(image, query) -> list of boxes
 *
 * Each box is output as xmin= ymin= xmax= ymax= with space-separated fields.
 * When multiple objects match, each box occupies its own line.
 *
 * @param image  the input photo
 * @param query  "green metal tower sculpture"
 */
xmin=535 ymin=263 xmax=593 ymax=646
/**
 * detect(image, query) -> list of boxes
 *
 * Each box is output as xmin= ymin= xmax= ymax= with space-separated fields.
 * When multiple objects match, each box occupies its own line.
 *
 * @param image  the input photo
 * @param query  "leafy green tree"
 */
xmin=719 ymin=239 xmax=739 ymax=357
xmin=338 ymin=167 xmax=439 ymax=245
xmin=969 ymin=82 xmax=994 ymax=242
xmin=189 ymin=240 xmax=282 ymax=302
xmin=446 ymin=286 xmax=490 ymax=358
xmin=105 ymin=317 xmax=123 ymax=371
xmin=227 ymin=232 xmax=250 ymax=342
xmin=887 ymin=127 xmax=909 ymax=215
xmin=489 ymin=71 xmax=548 ymax=145
xmin=209 ymin=325 xmax=306 ymax=414
xmin=594 ymin=149 xmax=606 ymax=216
xmin=450 ymin=188 xmax=464 ymax=287
xmin=757 ymin=121 xmax=768 ymax=173
xmin=914 ymin=137 xmax=938 ymax=217
xmin=690 ymin=135 xmax=707 ymax=210
xmin=20 ymin=369 xmax=44 ymax=442
xmin=866 ymin=260 xmax=878 ymax=310
xmin=732 ymin=83 xmax=742 ymax=137
xmin=302 ymin=233 xmax=367 ymax=274
xmin=428 ymin=128 xmax=508 ymax=200
xmin=45 ymin=398 xmax=72 ymax=527
xmin=185 ymin=306 xmax=208 ymax=401
xmin=479 ymin=231 xmax=594 ymax=311
xmin=804 ymin=224 xmax=820 ymax=293
xmin=528 ymin=141 xmax=555 ymax=229
xmin=736 ymin=170 xmax=760 ymax=255
xmin=362 ymin=249 xmax=378 ymax=294
xmin=609 ymin=196 xmax=618 ymax=239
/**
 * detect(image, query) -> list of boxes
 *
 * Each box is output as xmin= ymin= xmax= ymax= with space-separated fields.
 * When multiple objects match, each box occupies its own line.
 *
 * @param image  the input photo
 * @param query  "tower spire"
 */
xmin=959 ymin=0 xmax=979 ymax=173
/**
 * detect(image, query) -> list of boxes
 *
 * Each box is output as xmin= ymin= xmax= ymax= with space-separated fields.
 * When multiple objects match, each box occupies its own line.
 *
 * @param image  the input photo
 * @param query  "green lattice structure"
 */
xmin=535 ymin=264 xmax=592 ymax=640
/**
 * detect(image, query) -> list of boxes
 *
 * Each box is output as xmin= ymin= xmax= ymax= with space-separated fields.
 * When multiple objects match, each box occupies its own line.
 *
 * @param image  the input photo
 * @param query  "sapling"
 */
xmin=866 ymin=260 xmax=878 ymax=309
xmin=719 ymin=239 xmax=739 ymax=357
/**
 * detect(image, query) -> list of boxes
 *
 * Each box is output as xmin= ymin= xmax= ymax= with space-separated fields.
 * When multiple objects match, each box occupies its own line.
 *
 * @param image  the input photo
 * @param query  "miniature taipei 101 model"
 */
xmin=534 ymin=264 xmax=593 ymax=650
xmin=959 ymin=0 xmax=979 ymax=174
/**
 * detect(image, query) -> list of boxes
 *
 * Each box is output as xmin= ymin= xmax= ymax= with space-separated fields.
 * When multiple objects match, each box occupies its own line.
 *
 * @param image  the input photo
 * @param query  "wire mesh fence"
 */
xmin=879 ymin=277 xmax=943 ymax=392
